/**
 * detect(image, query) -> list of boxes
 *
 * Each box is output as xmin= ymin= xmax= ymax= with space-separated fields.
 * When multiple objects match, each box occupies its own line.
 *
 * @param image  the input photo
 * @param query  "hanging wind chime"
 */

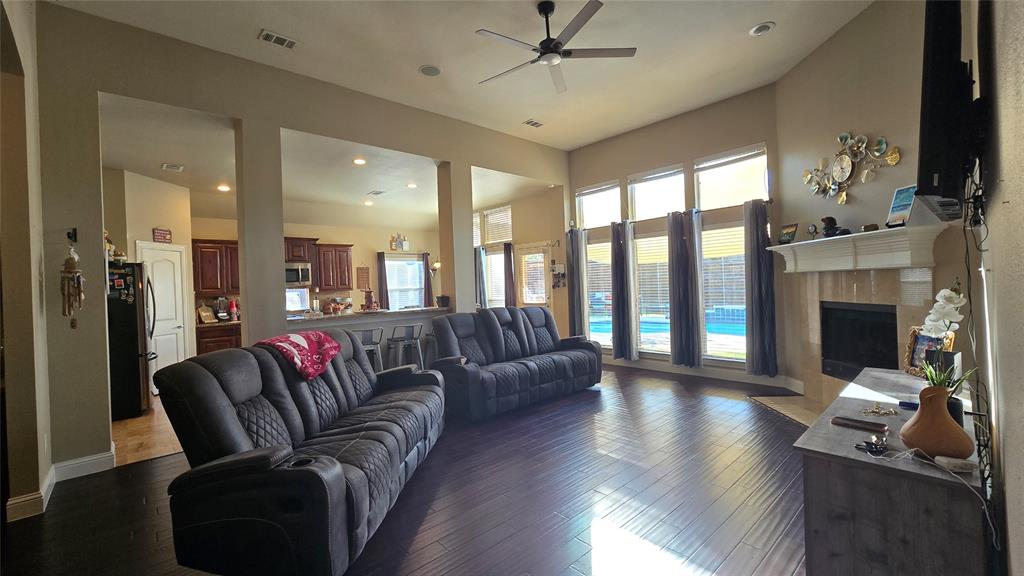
xmin=61 ymin=243 xmax=85 ymax=329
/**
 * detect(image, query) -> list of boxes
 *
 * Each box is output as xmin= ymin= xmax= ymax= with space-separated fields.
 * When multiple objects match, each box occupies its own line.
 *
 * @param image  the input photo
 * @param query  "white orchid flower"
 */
xmin=920 ymin=323 xmax=949 ymax=338
xmin=927 ymin=304 xmax=964 ymax=324
xmin=936 ymin=288 xmax=968 ymax=308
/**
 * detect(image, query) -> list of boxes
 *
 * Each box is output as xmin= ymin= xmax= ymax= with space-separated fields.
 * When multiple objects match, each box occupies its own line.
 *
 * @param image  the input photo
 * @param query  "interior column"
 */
xmin=234 ymin=119 xmax=286 ymax=342
xmin=436 ymin=160 xmax=475 ymax=312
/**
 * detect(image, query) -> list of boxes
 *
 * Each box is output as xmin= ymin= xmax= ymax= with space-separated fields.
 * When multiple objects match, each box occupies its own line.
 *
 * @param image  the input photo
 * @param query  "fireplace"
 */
xmin=820 ymin=301 xmax=899 ymax=381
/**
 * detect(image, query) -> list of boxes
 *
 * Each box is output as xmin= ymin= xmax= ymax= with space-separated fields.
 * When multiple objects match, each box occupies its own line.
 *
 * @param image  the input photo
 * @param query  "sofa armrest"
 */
xmin=430 ymin=355 xmax=467 ymax=368
xmin=167 ymin=448 xmax=349 ymax=576
xmin=559 ymin=335 xmax=601 ymax=353
xmin=376 ymin=365 xmax=444 ymax=392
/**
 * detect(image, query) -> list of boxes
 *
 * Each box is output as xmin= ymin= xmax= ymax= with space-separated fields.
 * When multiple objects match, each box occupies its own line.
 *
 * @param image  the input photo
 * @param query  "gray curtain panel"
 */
xmin=376 ymin=251 xmax=390 ymax=310
xmin=421 ymin=252 xmax=433 ymax=308
xmin=669 ymin=210 xmax=703 ymax=367
xmin=744 ymin=199 xmax=778 ymax=376
xmin=565 ymin=227 xmax=584 ymax=336
xmin=474 ymin=246 xmax=487 ymax=308
xmin=611 ymin=221 xmax=638 ymax=360
xmin=503 ymin=242 xmax=516 ymax=307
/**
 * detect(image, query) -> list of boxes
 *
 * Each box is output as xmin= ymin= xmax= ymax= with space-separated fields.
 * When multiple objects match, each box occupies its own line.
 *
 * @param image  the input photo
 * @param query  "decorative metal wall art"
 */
xmin=803 ymin=132 xmax=901 ymax=205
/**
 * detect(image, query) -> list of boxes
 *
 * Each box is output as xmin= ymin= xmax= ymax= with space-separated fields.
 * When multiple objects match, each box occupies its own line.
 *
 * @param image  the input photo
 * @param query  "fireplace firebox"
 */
xmin=820 ymin=301 xmax=898 ymax=381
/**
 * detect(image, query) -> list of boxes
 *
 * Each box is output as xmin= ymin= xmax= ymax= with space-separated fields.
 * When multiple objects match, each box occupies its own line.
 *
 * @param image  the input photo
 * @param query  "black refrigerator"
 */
xmin=107 ymin=262 xmax=154 ymax=421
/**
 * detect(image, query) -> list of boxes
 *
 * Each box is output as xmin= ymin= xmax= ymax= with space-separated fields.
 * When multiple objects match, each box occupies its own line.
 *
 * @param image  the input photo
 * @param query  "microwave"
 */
xmin=285 ymin=262 xmax=312 ymax=287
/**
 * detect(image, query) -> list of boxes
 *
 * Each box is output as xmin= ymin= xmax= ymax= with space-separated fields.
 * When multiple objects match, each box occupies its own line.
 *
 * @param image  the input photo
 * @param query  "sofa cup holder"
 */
xmin=289 ymin=457 xmax=316 ymax=468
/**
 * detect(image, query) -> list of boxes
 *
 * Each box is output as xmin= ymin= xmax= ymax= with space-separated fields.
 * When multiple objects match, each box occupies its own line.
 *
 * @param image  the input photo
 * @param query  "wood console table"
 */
xmin=794 ymin=368 xmax=988 ymax=575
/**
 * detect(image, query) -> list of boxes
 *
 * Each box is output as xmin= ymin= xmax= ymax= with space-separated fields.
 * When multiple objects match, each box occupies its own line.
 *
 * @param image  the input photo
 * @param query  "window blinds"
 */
xmin=584 ymin=241 xmax=613 ymax=347
xmin=700 ymin=225 xmax=747 ymax=361
xmin=483 ymin=206 xmax=512 ymax=244
xmin=484 ymin=249 xmax=506 ymax=308
xmin=472 ymin=212 xmax=482 ymax=247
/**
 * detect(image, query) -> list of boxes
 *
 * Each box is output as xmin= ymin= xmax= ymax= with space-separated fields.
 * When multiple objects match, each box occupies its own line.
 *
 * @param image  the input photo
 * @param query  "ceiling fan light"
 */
xmin=539 ymin=53 xmax=562 ymax=66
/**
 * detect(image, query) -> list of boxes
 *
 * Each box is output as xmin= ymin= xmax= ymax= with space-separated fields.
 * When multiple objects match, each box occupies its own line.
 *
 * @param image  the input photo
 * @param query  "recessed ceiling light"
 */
xmin=217 ymin=184 xmax=232 ymax=192
xmin=353 ymin=158 xmax=367 ymax=166
xmin=749 ymin=21 xmax=776 ymax=37
xmin=547 ymin=184 xmax=556 ymax=189
xmin=407 ymin=183 xmax=418 ymax=189
xmin=418 ymin=64 xmax=442 ymax=77
xmin=363 ymin=200 xmax=374 ymax=206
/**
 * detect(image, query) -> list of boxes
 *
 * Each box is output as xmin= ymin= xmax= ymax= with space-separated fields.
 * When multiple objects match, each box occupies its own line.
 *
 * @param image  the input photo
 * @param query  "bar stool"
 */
xmin=387 ymin=324 xmax=424 ymax=369
xmin=351 ymin=328 xmax=384 ymax=373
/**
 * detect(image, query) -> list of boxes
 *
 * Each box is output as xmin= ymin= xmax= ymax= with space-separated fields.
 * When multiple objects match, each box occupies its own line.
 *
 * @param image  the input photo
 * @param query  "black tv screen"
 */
xmin=916 ymin=0 xmax=975 ymax=221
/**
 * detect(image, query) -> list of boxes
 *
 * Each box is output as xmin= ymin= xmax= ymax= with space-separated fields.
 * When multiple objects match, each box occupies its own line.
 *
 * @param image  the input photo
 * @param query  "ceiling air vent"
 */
xmin=258 ymin=29 xmax=299 ymax=49
xmin=367 ymin=190 xmax=386 ymax=197
xmin=522 ymin=119 xmax=544 ymax=128
xmin=161 ymin=163 xmax=185 ymax=173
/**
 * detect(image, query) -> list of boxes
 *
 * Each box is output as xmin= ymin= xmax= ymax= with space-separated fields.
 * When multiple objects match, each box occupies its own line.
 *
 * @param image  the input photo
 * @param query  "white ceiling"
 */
xmin=69 ymin=0 xmax=870 ymax=151
xmin=99 ymin=94 xmax=555 ymax=229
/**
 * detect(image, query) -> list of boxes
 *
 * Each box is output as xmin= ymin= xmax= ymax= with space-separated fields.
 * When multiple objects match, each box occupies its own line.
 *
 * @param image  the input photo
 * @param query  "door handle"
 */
xmin=175 ymin=325 xmax=184 ymax=329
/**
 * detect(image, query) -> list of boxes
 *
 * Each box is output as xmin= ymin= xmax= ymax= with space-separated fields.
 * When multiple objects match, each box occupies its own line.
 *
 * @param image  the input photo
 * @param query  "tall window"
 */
xmin=484 ymin=249 xmax=505 ymax=308
xmin=472 ymin=212 xmax=482 ymax=247
xmin=634 ymin=236 xmax=670 ymax=353
xmin=384 ymin=255 xmax=426 ymax=310
xmin=483 ymin=205 xmax=512 ymax=244
xmin=576 ymin=185 xmax=621 ymax=229
xmin=517 ymin=248 xmax=549 ymax=305
xmin=701 ymin=226 xmax=746 ymax=361
xmin=584 ymin=242 xmax=613 ymax=348
xmin=695 ymin=144 xmax=768 ymax=211
xmin=630 ymin=170 xmax=686 ymax=221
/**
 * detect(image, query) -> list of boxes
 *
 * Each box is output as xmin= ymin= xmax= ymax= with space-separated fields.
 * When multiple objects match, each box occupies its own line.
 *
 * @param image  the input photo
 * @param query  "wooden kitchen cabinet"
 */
xmin=192 ymin=239 xmax=239 ymax=297
xmin=284 ymin=237 xmax=318 ymax=263
xmin=196 ymin=323 xmax=241 ymax=355
xmin=316 ymin=244 xmax=353 ymax=291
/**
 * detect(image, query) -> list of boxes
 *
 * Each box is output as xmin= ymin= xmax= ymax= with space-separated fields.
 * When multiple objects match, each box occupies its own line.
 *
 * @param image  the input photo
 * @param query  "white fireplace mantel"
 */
xmin=767 ymin=224 xmax=948 ymax=273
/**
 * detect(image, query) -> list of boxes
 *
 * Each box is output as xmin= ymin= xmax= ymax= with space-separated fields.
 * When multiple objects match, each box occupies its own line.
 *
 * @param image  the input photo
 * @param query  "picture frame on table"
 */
xmin=903 ymin=326 xmax=955 ymax=377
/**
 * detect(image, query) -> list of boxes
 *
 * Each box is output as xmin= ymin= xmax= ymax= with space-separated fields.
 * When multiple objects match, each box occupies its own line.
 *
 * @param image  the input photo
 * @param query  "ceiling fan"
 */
xmin=476 ymin=0 xmax=636 ymax=94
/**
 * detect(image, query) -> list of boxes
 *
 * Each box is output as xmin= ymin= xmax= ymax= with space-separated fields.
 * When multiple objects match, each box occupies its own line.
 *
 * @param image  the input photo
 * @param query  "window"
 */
xmin=576 ymin=185 xmax=621 ymax=229
xmin=634 ymin=236 xmax=670 ymax=353
xmin=517 ymin=248 xmax=549 ymax=305
xmin=630 ymin=170 xmax=686 ymax=221
xmin=472 ymin=212 xmax=481 ymax=247
xmin=285 ymin=287 xmax=310 ymax=312
xmin=484 ymin=249 xmax=505 ymax=308
xmin=483 ymin=205 xmax=512 ymax=244
xmin=695 ymin=145 xmax=768 ymax=211
xmin=584 ymin=242 xmax=613 ymax=348
xmin=701 ymin=226 xmax=746 ymax=361
xmin=384 ymin=255 xmax=425 ymax=310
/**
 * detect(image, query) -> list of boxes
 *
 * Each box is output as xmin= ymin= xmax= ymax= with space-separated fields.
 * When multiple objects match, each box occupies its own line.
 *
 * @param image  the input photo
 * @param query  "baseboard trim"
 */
xmin=53 ymin=447 xmax=116 ymax=482
xmin=5 ymin=465 xmax=55 ymax=522
xmin=603 ymin=355 xmax=804 ymax=394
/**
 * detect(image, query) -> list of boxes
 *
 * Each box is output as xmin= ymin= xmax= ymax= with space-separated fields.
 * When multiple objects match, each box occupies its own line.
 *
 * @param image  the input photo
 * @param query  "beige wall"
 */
xmin=123 ymin=170 xmax=192 ymax=261
xmin=980 ymin=0 xmax=1024 ymax=569
xmin=100 ymin=166 xmax=126 ymax=252
xmin=476 ymin=188 xmax=570 ymax=330
xmin=32 ymin=2 xmax=567 ymax=466
xmin=191 ymin=215 xmax=442 ymax=303
xmin=2 ymin=0 xmax=53 ymax=519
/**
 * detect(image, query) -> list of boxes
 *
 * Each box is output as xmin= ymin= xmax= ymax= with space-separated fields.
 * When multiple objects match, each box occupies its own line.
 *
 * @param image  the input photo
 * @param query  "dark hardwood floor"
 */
xmin=5 ymin=366 xmax=807 ymax=576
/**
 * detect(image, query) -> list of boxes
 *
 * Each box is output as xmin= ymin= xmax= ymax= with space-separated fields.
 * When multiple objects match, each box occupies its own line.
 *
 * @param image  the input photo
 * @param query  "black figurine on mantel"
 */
xmin=821 ymin=216 xmax=851 ymax=238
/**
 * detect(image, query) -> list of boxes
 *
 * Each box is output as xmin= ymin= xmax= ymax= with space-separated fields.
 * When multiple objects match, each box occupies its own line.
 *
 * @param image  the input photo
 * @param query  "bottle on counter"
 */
xmin=229 ymin=299 xmax=238 ymax=322
xmin=312 ymin=287 xmax=321 ymax=314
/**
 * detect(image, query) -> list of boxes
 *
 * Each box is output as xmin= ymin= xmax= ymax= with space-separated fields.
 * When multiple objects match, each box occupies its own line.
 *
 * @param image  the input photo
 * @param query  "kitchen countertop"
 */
xmin=286 ymin=307 xmax=450 ymax=325
xmin=196 ymin=320 xmax=242 ymax=329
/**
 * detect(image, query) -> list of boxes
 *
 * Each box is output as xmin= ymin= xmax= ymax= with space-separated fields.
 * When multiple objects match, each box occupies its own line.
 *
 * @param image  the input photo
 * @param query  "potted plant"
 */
xmin=922 ymin=360 xmax=976 ymax=427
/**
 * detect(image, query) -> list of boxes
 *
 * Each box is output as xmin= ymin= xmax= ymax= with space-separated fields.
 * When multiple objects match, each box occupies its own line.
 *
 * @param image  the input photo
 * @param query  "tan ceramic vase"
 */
xmin=900 ymin=386 xmax=975 ymax=459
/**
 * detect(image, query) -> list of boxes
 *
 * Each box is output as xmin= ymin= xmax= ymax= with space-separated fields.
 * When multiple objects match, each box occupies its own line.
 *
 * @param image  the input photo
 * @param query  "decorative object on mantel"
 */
xmin=803 ymin=132 xmax=901 ymax=204
xmin=806 ymin=223 xmax=819 ymax=240
xmin=820 ymin=216 xmax=850 ymax=238
xmin=861 ymin=223 xmax=880 ymax=233
xmin=61 ymin=243 xmax=85 ymax=329
xmin=886 ymin=185 xmax=917 ymax=228
xmin=778 ymin=223 xmax=798 ymax=245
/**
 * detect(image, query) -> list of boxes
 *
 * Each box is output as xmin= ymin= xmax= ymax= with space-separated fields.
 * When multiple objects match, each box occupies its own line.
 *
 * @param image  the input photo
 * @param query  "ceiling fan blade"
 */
xmin=476 ymin=29 xmax=539 ymax=52
xmin=549 ymin=64 xmax=567 ymax=94
xmin=555 ymin=0 xmax=604 ymax=47
xmin=479 ymin=58 xmax=540 ymax=85
xmin=562 ymin=47 xmax=637 ymax=59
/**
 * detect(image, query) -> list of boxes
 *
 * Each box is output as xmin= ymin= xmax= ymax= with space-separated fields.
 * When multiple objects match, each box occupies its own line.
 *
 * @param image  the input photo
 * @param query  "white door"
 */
xmin=137 ymin=241 xmax=188 ymax=393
